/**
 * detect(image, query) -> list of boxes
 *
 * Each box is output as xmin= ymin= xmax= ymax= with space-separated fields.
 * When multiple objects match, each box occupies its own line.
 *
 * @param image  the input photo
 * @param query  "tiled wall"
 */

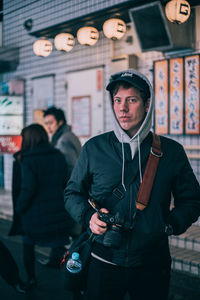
xmin=2 ymin=0 xmax=200 ymax=191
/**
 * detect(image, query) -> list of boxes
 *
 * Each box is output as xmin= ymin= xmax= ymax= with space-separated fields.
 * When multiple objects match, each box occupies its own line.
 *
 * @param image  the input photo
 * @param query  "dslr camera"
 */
xmin=88 ymin=199 xmax=124 ymax=249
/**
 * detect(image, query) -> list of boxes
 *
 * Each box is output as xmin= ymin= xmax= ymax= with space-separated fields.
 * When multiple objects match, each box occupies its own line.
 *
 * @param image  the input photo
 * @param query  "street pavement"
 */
xmin=0 ymin=217 xmax=74 ymax=300
xmin=1 ymin=189 xmax=200 ymax=300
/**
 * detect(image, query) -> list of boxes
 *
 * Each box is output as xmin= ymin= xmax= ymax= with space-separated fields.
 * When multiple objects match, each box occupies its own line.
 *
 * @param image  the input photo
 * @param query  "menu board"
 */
xmin=169 ymin=58 xmax=184 ymax=134
xmin=185 ymin=55 xmax=200 ymax=134
xmin=154 ymin=54 xmax=200 ymax=135
xmin=154 ymin=60 xmax=169 ymax=134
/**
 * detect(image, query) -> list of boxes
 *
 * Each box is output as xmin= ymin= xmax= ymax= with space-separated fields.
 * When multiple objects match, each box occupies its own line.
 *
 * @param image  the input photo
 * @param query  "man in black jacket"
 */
xmin=64 ymin=69 xmax=200 ymax=300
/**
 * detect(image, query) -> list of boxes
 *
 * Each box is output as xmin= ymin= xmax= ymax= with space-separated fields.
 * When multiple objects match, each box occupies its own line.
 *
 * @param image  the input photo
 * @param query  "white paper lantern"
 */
xmin=77 ymin=26 xmax=99 ymax=46
xmin=54 ymin=33 xmax=75 ymax=52
xmin=103 ymin=18 xmax=126 ymax=40
xmin=33 ymin=39 xmax=52 ymax=57
xmin=165 ymin=0 xmax=191 ymax=24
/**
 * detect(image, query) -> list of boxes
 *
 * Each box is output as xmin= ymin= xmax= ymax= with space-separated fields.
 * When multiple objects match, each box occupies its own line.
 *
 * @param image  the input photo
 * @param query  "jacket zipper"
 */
xmin=126 ymin=184 xmax=133 ymax=266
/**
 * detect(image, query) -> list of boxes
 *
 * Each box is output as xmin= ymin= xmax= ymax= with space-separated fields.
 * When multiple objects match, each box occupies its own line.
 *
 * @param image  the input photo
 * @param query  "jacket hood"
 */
xmin=107 ymin=69 xmax=153 ymax=159
xmin=21 ymin=143 xmax=59 ymax=158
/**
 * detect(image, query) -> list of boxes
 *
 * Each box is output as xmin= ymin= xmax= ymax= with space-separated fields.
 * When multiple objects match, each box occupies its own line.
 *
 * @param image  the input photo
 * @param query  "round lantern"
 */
xmin=165 ymin=0 xmax=191 ymax=24
xmin=77 ymin=26 xmax=99 ymax=46
xmin=33 ymin=39 xmax=52 ymax=57
xmin=54 ymin=33 xmax=75 ymax=52
xmin=103 ymin=18 xmax=126 ymax=40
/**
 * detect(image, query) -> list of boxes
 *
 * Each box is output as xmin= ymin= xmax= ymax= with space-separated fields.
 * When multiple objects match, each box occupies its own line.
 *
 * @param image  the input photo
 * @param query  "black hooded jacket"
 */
xmin=64 ymin=69 xmax=200 ymax=268
xmin=64 ymin=131 xmax=200 ymax=267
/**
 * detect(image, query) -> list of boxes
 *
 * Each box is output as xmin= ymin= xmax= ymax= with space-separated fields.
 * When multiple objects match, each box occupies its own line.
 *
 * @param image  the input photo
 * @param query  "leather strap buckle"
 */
xmin=150 ymin=147 xmax=163 ymax=158
xmin=112 ymin=187 xmax=124 ymax=200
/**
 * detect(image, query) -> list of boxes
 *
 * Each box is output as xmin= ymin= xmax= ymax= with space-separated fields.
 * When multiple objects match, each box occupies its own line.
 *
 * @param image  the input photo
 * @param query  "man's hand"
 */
xmin=89 ymin=208 xmax=109 ymax=235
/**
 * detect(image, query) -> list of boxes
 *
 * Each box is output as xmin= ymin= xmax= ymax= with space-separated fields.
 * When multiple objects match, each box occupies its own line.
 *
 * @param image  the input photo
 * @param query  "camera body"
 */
xmin=88 ymin=198 xmax=124 ymax=249
xmin=98 ymin=211 xmax=123 ymax=249
xmin=98 ymin=211 xmax=119 ymax=226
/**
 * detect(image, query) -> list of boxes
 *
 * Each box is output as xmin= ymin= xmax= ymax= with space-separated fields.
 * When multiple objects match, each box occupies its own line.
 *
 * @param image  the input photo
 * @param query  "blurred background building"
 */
xmin=0 ymin=0 xmax=199 ymax=189
xmin=0 ymin=1 xmax=200 ymax=294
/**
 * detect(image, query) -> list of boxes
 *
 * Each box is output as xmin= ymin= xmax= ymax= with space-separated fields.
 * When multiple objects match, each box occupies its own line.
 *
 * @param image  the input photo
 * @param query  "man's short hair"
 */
xmin=43 ymin=106 xmax=66 ymax=124
xmin=106 ymin=70 xmax=151 ymax=105
xmin=109 ymin=81 xmax=149 ymax=106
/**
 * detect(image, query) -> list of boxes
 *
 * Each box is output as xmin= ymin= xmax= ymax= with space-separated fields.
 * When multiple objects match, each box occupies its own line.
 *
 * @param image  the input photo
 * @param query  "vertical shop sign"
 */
xmin=185 ymin=55 xmax=200 ymax=134
xmin=154 ymin=60 xmax=168 ymax=134
xmin=96 ymin=69 xmax=103 ymax=91
xmin=169 ymin=58 xmax=184 ymax=134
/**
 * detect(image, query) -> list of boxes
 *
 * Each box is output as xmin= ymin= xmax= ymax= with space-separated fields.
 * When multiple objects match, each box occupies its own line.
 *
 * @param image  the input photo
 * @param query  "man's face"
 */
xmin=44 ymin=114 xmax=62 ymax=136
xmin=113 ymin=86 xmax=149 ymax=138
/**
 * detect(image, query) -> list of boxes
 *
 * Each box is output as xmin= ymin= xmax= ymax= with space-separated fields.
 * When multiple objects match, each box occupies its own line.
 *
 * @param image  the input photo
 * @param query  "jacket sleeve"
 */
xmin=12 ymin=160 xmax=21 ymax=208
xmin=15 ymin=159 xmax=37 ymax=214
xmin=168 ymin=145 xmax=200 ymax=235
xmin=64 ymin=144 xmax=95 ymax=226
xmin=56 ymin=133 xmax=81 ymax=175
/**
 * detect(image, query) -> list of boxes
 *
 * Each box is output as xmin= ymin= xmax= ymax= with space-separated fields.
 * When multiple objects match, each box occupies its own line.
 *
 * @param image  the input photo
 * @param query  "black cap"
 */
xmin=106 ymin=71 xmax=151 ymax=99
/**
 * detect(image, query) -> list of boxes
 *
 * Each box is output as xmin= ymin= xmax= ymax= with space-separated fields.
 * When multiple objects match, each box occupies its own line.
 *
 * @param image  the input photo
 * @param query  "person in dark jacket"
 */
xmin=64 ymin=69 xmax=200 ymax=300
xmin=14 ymin=124 xmax=74 ymax=286
xmin=9 ymin=150 xmax=23 ymax=237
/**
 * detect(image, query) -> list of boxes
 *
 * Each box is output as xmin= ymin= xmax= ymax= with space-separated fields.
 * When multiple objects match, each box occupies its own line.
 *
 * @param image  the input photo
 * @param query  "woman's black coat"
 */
xmin=13 ymin=144 xmax=74 ymax=244
xmin=9 ymin=151 xmax=23 ymax=236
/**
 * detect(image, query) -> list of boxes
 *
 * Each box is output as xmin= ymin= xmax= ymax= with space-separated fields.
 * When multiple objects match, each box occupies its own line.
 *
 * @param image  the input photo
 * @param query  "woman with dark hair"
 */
xmin=11 ymin=124 xmax=74 ymax=288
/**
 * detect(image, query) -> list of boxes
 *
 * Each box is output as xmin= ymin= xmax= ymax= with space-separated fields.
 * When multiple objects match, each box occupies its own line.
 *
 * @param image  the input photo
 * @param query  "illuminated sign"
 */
xmin=0 ymin=96 xmax=23 ymax=135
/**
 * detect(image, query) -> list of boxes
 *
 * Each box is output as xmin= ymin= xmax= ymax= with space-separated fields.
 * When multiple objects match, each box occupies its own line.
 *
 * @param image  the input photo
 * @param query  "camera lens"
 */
xmin=103 ymin=226 xmax=121 ymax=248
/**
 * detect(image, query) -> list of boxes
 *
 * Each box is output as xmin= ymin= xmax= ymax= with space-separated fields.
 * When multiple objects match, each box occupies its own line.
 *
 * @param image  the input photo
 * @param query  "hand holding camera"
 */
xmin=89 ymin=208 xmax=109 ymax=235
xmin=88 ymin=199 xmax=124 ymax=248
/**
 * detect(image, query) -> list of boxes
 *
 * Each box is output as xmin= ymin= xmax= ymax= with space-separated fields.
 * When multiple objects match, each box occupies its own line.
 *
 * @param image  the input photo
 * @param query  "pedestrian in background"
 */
xmin=43 ymin=106 xmax=81 ymax=175
xmin=65 ymin=69 xmax=200 ymax=300
xmin=42 ymin=106 xmax=82 ymax=267
xmin=13 ymin=124 xmax=74 ymax=287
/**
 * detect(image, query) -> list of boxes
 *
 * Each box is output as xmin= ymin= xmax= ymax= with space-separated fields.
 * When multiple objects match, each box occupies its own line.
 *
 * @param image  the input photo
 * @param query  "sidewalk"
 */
xmin=0 ymin=218 xmax=74 ymax=300
xmin=0 ymin=189 xmax=73 ymax=299
xmin=0 ymin=189 xmax=200 ymax=299
xmin=0 ymin=189 xmax=13 ymax=220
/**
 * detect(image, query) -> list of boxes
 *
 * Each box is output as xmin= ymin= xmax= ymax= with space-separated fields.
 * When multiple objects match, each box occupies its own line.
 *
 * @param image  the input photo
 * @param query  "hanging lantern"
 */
xmin=77 ymin=26 xmax=99 ymax=46
xmin=103 ymin=18 xmax=126 ymax=40
xmin=33 ymin=39 xmax=52 ymax=57
xmin=165 ymin=0 xmax=191 ymax=24
xmin=54 ymin=33 xmax=75 ymax=52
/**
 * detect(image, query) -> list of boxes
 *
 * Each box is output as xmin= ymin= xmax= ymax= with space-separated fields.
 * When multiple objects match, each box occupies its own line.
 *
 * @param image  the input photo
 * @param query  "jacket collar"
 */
xmin=51 ymin=124 xmax=71 ymax=146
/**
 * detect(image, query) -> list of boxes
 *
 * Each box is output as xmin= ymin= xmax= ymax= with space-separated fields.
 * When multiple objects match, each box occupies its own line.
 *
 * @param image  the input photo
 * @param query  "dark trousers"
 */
xmin=0 ymin=241 xmax=20 ymax=285
xmin=84 ymin=257 xmax=171 ymax=300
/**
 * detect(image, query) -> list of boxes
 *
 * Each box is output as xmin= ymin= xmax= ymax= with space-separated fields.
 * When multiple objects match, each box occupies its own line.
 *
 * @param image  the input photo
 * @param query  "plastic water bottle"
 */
xmin=66 ymin=252 xmax=82 ymax=274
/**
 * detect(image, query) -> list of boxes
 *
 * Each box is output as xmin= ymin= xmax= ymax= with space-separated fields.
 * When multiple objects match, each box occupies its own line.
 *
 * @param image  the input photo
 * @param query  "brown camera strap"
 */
xmin=136 ymin=133 xmax=162 ymax=211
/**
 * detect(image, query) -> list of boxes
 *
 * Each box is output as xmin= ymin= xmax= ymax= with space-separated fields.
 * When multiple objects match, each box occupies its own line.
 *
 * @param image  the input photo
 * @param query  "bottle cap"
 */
xmin=72 ymin=252 xmax=79 ymax=260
